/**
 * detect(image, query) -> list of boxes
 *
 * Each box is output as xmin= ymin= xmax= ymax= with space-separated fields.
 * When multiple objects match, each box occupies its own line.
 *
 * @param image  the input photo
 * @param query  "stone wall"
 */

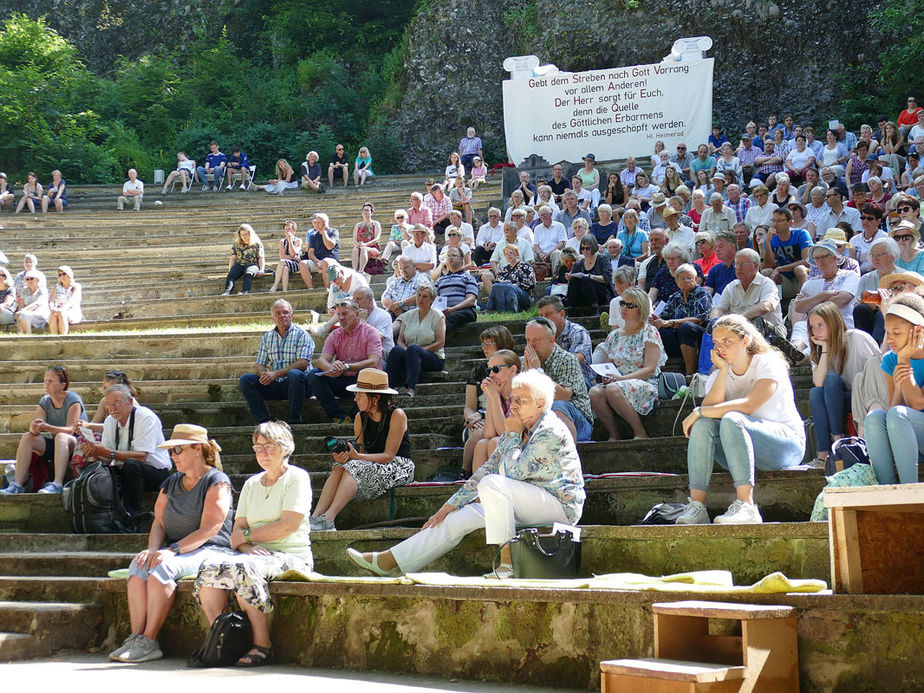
xmin=385 ymin=0 xmax=881 ymax=169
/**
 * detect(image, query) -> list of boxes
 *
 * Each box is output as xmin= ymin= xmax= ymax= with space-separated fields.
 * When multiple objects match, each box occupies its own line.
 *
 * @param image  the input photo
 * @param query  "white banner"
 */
xmin=503 ymin=58 xmax=714 ymax=164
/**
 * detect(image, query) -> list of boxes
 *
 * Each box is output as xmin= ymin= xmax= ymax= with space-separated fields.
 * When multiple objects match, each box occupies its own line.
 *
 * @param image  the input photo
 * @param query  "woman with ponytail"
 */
xmin=109 ymin=424 xmax=234 ymax=664
xmin=676 ymin=314 xmax=806 ymax=525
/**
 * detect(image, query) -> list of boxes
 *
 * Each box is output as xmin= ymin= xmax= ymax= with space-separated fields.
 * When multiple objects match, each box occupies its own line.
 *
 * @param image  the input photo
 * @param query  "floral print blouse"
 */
xmin=448 ymin=411 xmax=585 ymax=524
xmin=660 ymin=285 xmax=712 ymax=323
xmin=496 ymin=261 xmax=536 ymax=294
xmin=232 ymin=241 xmax=264 ymax=267
xmin=601 ymin=323 xmax=667 ymax=384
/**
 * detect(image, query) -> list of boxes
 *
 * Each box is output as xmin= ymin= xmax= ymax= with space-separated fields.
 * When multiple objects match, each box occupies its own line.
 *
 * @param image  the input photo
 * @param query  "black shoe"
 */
xmin=766 ymin=332 xmax=804 ymax=367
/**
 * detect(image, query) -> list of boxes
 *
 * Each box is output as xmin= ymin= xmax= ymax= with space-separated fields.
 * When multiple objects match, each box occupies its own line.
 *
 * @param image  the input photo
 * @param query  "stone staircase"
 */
xmin=1 ymin=176 xmax=922 ymax=690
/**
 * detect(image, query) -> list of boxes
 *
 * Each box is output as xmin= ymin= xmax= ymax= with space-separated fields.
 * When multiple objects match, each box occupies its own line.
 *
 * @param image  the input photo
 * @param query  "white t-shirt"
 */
xmin=237 ymin=465 xmax=312 ymax=562
xmin=705 ymin=352 xmax=804 ymax=439
xmin=607 ymin=296 xmax=626 ymax=329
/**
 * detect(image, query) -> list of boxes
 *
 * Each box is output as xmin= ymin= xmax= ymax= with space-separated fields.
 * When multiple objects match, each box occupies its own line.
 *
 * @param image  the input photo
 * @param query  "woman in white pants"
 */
xmin=346 ymin=370 xmax=585 ymax=578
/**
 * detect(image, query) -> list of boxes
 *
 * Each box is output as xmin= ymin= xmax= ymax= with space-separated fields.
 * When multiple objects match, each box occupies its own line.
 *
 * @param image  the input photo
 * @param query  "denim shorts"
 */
xmin=551 ymin=400 xmax=593 ymax=441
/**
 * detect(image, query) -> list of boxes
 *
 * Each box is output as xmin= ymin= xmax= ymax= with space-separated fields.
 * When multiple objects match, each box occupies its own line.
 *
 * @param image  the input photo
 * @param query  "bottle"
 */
xmin=861 ymin=290 xmax=882 ymax=306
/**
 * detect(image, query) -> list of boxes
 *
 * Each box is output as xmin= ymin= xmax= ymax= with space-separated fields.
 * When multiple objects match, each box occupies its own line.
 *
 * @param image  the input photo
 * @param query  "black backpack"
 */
xmin=61 ymin=461 xmax=133 ymax=533
xmin=187 ymin=610 xmax=253 ymax=668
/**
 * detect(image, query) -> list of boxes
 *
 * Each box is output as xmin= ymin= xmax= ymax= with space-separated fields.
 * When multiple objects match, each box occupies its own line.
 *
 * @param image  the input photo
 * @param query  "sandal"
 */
xmin=236 ymin=645 xmax=274 ymax=667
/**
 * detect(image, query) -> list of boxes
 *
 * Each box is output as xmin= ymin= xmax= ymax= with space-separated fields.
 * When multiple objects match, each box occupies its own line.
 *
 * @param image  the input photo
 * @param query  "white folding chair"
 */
xmin=229 ymin=165 xmax=256 ymax=191
xmin=168 ymin=161 xmax=196 ymax=192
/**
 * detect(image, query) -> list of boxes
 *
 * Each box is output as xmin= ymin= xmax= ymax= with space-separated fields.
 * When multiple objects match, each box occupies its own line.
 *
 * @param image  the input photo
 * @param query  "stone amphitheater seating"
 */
xmin=0 ymin=176 xmax=921 ymax=690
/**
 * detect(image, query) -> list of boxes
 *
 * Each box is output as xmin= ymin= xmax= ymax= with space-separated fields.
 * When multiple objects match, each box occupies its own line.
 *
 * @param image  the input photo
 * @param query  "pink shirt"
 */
xmin=322 ymin=321 xmax=383 ymax=373
xmin=407 ymin=205 xmax=433 ymax=229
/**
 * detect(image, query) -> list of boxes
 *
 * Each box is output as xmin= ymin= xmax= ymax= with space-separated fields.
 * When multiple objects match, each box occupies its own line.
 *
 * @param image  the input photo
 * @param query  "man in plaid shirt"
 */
xmin=239 ymin=299 xmax=314 ymax=424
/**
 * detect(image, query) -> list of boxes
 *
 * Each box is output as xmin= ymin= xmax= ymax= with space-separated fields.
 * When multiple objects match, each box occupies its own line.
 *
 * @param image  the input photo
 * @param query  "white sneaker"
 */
xmin=713 ymin=499 xmax=763 ymax=525
xmin=806 ymin=457 xmax=827 ymax=469
xmin=239 ymin=184 xmax=247 ymax=190
xmin=225 ymin=184 xmax=234 ymax=191
xmin=675 ymin=498 xmax=710 ymax=525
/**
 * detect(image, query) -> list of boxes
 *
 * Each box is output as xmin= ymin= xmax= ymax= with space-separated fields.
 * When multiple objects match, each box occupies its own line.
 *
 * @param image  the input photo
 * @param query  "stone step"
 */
xmin=0 ymin=522 xmax=829 ymax=583
xmin=0 ymin=600 xmax=101 ymax=658
xmin=0 ymin=576 xmax=105 ymax=603
xmin=0 ymin=469 xmax=828 ymax=533
xmin=0 ymin=632 xmax=36 ymax=661
xmin=88 ymin=575 xmax=924 ymax=692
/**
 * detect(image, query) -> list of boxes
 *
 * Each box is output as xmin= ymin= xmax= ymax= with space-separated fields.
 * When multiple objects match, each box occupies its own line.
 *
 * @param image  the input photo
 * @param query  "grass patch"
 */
xmin=476 ymin=308 xmax=538 ymax=323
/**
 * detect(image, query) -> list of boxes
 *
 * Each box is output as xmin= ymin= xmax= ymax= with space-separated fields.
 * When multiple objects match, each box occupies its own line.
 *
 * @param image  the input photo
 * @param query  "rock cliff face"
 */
xmin=385 ymin=0 xmax=880 ymax=168
xmin=4 ymin=0 xmax=881 ymax=171
xmin=385 ymin=0 xmax=511 ymax=173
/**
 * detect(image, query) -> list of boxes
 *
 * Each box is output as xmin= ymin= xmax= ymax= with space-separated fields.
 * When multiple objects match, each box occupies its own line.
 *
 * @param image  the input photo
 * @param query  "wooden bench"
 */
xmin=600 ymin=600 xmax=799 ymax=692
xmin=825 ymin=482 xmax=924 ymax=594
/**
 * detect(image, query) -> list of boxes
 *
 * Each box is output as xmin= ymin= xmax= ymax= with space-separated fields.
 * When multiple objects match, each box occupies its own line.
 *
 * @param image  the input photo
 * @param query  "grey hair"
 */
xmin=104 ymin=384 xmax=133 ymax=400
xmin=623 ymin=208 xmax=640 ymax=222
xmin=537 ymin=205 xmax=552 ymax=215
xmin=411 ymin=191 xmax=423 ymax=201
xmin=24 ymin=253 xmax=37 ymax=264
xmin=613 ymin=265 xmax=636 ymax=285
xmin=674 ymin=262 xmax=698 ymax=279
xmin=253 ymin=421 xmax=295 ymax=459
xmin=313 ymin=212 xmax=330 ymax=226
xmin=775 ymin=172 xmax=791 ymax=184
xmin=511 ymin=370 xmax=555 ymax=414
xmin=597 ymin=203 xmax=613 ymax=216
xmin=811 ymin=186 xmax=827 ymax=197
xmin=662 ymin=242 xmax=691 ymax=262
xmin=397 ymin=254 xmax=416 ymax=267
xmin=715 ymin=230 xmax=736 ymax=245
xmin=572 ymin=217 xmax=589 ymax=232
xmin=272 ymin=298 xmax=293 ymax=313
xmin=709 ymin=192 xmax=724 ymax=204
xmin=735 ymin=248 xmax=761 ymax=264
xmin=869 ymin=236 xmax=900 ymax=260
xmin=488 ymin=206 xmax=501 ymax=216
xmin=416 ymin=282 xmax=437 ymax=299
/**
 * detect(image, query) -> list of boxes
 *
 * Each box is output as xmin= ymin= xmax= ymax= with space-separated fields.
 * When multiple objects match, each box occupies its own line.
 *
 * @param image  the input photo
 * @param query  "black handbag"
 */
xmin=506 ymin=528 xmax=581 ymax=579
xmin=187 ymin=609 xmax=253 ymax=668
xmin=825 ymin=437 xmax=871 ymax=476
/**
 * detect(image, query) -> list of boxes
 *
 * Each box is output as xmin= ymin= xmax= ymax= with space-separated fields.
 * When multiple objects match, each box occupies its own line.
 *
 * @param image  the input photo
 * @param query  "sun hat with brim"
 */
xmin=651 ymin=192 xmax=668 ymax=208
xmin=324 ymin=261 xmax=344 ymax=283
xmin=662 ymin=207 xmax=680 ymax=219
xmin=158 ymin=423 xmax=211 ymax=448
xmin=57 ymin=265 xmax=74 ymax=280
xmin=346 ymin=368 xmax=398 ymax=395
xmin=787 ymin=201 xmax=807 ymax=217
xmin=24 ymin=270 xmax=42 ymax=280
xmin=821 ymin=228 xmax=851 ymax=247
xmin=890 ymin=220 xmax=921 ymax=244
xmin=880 ymin=272 xmax=924 ymax=290
xmin=808 ymin=239 xmax=845 ymax=265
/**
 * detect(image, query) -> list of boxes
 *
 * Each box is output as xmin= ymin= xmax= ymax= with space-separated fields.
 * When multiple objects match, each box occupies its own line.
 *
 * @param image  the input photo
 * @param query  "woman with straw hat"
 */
xmin=310 ymin=368 xmax=413 ymax=532
xmin=109 ymin=424 xmax=233 ymax=664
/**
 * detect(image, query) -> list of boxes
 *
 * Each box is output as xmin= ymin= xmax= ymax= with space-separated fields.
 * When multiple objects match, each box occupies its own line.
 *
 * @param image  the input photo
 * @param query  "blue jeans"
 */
xmin=487 ymin=283 xmax=531 ymax=312
xmin=864 ymin=407 xmax=924 ymax=484
xmin=196 ymin=166 xmax=223 ymax=189
xmin=239 ymin=370 xmax=309 ymax=424
xmin=551 ymin=400 xmax=592 ymax=442
xmin=687 ymin=413 xmax=804 ymax=490
xmin=225 ymin=263 xmax=259 ymax=293
xmin=305 ymin=368 xmax=357 ymax=419
xmin=386 ymin=344 xmax=444 ymax=389
xmin=809 ymin=372 xmax=850 ymax=455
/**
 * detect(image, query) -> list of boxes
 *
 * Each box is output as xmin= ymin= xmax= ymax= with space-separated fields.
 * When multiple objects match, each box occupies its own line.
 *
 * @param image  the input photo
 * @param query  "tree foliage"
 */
xmin=837 ymin=0 xmax=924 ymax=127
xmin=0 ymin=2 xmax=421 ymax=183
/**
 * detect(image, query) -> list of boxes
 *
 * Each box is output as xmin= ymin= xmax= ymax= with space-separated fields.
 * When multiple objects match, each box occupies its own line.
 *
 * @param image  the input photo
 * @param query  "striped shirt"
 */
xmin=434 ymin=270 xmax=478 ymax=308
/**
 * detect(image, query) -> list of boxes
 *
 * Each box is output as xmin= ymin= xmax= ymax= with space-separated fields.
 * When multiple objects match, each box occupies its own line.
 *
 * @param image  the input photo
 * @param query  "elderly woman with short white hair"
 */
xmin=346 ymin=370 xmax=584 ymax=579
xmin=195 ymin=421 xmax=312 ymax=667
xmin=648 ymin=242 xmax=702 ymax=305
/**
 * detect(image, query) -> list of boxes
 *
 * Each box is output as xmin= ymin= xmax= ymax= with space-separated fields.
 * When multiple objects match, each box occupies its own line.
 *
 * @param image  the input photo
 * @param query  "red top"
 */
xmin=897 ymin=107 xmax=923 ymax=127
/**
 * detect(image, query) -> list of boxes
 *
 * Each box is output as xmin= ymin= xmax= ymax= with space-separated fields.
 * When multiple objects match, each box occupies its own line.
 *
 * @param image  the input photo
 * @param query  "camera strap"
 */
xmin=114 ymin=407 xmax=136 ymax=452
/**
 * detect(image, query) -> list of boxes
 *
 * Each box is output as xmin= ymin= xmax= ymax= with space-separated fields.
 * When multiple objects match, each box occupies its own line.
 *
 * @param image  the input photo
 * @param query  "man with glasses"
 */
xmin=671 ymin=143 xmax=694 ymax=182
xmin=533 ymin=205 xmax=568 ymax=274
xmin=382 ymin=255 xmax=430 ymax=319
xmin=699 ymin=192 xmax=737 ymax=234
xmin=84 ymin=384 xmax=170 ymax=515
xmin=818 ymin=189 xmax=861 ymax=232
xmin=522 ymin=318 xmax=592 ymax=442
xmin=328 ymin=144 xmax=350 ymax=188
xmin=713 ymin=248 xmax=786 ymax=340
xmin=307 ymin=298 xmax=383 ymax=422
xmin=852 ymin=205 xmax=888 ymax=272
xmin=240 ymin=299 xmax=314 ymax=425
xmin=854 ymin=237 xmax=911 ymax=341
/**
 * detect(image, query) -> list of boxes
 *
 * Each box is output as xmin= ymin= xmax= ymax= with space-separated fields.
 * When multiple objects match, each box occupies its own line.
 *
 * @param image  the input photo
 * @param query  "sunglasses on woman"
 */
xmin=168 ymin=445 xmax=192 ymax=455
xmin=488 ymin=364 xmax=514 ymax=374
xmin=897 ymin=206 xmax=914 ymax=213
xmin=894 ymin=234 xmax=915 ymax=242
xmin=619 ymin=299 xmax=638 ymax=309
